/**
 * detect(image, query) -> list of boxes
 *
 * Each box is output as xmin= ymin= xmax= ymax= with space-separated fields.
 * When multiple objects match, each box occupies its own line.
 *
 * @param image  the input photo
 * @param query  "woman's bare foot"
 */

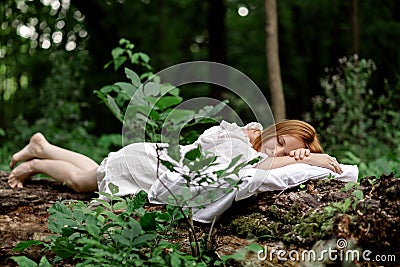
xmin=8 ymin=160 xmax=37 ymax=188
xmin=10 ymin=133 xmax=47 ymax=169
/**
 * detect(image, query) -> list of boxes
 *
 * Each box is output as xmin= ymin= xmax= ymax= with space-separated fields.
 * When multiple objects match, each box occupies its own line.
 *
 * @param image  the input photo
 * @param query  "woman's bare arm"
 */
xmin=255 ymin=153 xmax=342 ymax=174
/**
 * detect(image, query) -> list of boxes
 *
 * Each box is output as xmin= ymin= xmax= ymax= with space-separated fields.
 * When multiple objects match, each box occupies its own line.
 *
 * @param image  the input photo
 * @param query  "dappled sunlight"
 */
xmin=7 ymin=0 xmax=84 ymax=51
xmin=237 ymin=6 xmax=249 ymax=17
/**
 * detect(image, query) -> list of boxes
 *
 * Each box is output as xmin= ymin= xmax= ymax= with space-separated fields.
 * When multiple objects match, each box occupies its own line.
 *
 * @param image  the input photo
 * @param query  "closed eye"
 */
xmin=277 ymin=136 xmax=285 ymax=146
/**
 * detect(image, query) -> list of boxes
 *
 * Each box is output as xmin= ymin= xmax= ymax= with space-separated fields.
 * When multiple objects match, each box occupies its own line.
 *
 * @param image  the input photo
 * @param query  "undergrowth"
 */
xmin=12 ymin=187 xmax=212 ymax=266
xmin=304 ymin=54 xmax=400 ymax=178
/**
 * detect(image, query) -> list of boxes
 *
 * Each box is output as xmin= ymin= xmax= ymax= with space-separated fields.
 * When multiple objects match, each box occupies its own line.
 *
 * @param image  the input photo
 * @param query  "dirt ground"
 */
xmin=0 ymin=170 xmax=399 ymax=266
xmin=0 ymin=171 xmax=96 ymax=266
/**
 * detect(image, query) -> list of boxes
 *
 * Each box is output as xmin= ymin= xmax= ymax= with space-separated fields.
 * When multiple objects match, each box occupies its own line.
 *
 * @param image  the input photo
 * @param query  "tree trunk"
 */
xmin=265 ymin=0 xmax=286 ymax=121
xmin=351 ymin=0 xmax=359 ymax=54
xmin=207 ymin=0 xmax=227 ymax=100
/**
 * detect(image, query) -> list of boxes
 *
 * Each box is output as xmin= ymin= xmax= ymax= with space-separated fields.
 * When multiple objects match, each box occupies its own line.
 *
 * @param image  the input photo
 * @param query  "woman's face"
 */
xmin=261 ymin=135 xmax=305 ymax=157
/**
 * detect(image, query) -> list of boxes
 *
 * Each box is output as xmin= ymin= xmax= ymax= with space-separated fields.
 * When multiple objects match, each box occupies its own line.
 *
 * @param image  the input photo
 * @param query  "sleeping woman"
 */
xmin=8 ymin=119 xmax=358 ymax=222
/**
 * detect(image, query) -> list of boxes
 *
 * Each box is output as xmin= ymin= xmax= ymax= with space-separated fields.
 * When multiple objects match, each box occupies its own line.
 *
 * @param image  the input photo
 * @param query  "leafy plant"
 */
xmin=214 ymin=243 xmax=263 ymax=266
xmin=95 ymin=39 xmax=228 ymax=161
xmin=105 ymin=38 xmax=153 ymax=76
xmin=304 ymin=55 xmax=400 ymax=177
xmin=154 ymin=144 xmax=262 ymax=256
xmin=12 ymin=185 xmax=211 ymax=266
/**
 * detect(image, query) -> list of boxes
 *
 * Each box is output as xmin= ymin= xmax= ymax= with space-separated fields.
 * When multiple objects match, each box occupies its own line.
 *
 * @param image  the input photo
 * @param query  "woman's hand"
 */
xmin=304 ymin=153 xmax=343 ymax=174
xmin=256 ymin=151 xmax=342 ymax=174
xmin=289 ymin=148 xmax=310 ymax=160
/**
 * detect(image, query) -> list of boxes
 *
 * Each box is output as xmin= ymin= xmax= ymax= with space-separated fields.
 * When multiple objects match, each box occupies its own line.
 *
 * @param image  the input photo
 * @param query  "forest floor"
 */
xmin=0 ymin=170 xmax=399 ymax=267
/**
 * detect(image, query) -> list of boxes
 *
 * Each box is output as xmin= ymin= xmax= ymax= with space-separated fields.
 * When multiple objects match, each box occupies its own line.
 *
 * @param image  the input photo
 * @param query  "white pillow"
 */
xmin=236 ymin=163 xmax=359 ymax=201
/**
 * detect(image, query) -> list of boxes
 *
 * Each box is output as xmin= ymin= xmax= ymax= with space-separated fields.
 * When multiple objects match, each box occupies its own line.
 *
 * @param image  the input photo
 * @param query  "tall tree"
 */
xmin=207 ymin=0 xmax=227 ymax=100
xmin=351 ymin=0 xmax=359 ymax=54
xmin=265 ymin=0 xmax=286 ymax=121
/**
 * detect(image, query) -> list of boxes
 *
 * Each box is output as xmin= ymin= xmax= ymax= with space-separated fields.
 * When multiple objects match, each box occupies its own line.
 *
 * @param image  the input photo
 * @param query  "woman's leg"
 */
xmin=10 ymin=133 xmax=99 ymax=171
xmin=8 ymin=159 xmax=98 ymax=192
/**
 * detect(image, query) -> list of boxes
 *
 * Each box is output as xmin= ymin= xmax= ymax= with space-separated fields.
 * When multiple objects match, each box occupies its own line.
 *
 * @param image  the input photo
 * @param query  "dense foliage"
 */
xmin=12 ymin=188 xmax=212 ymax=266
xmin=304 ymin=55 xmax=400 ymax=177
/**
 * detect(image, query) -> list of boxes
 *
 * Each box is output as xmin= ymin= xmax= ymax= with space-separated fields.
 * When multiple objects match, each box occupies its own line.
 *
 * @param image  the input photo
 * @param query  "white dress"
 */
xmin=97 ymin=121 xmax=358 ymax=223
xmin=96 ymin=121 xmax=263 ymax=200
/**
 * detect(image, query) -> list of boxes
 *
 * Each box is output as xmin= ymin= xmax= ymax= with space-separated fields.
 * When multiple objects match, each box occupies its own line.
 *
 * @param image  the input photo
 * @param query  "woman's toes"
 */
xmin=8 ymin=175 xmax=18 ymax=188
xmin=7 ymin=161 xmax=35 ymax=189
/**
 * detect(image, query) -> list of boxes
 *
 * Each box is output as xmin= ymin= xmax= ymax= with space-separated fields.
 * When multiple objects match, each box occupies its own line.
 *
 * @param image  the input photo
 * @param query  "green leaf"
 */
xmin=160 ymin=84 xmax=179 ymax=96
xmin=343 ymin=198 xmax=351 ymax=212
xmin=72 ymin=208 xmax=86 ymax=224
xmin=131 ymin=233 xmax=156 ymax=247
xmin=100 ymin=85 xmax=119 ymax=94
xmin=85 ymin=215 xmax=101 ymax=237
xmin=125 ymin=68 xmax=141 ymax=87
xmin=48 ymin=218 xmax=75 ymax=235
xmin=106 ymin=95 xmax=123 ymax=122
xmin=108 ymin=183 xmax=120 ymax=195
xmin=119 ymin=38 xmax=132 ymax=47
xmin=166 ymin=204 xmax=186 ymax=221
xmin=114 ymin=56 xmax=127 ymax=71
xmin=10 ymin=256 xmax=38 ymax=267
xmin=103 ymin=60 xmax=112 ymax=70
xmin=113 ymin=200 xmax=127 ymax=211
xmin=53 ymin=237 xmax=76 ymax=259
xmin=225 ymin=155 xmax=243 ymax=170
xmin=135 ymin=104 xmax=154 ymax=116
xmin=13 ymin=240 xmax=43 ymax=252
xmin=148 ymin=109 xmax=161 ymax=121
xmin=138 ymin=52 xmax=150 ymax=63
xmin=166 ymin=108 xmax=194 ymax=123
xmin=341 ymin=181 xmax=357 ymax=192
xmin=140 ymin=212 xmax=157 ymax=231
xmin=160 ymin=159 xmax=176 ymax=172
xmin=48 ymin=201 xmax=72 ymax=218
xmin=47 ymin=202 xmax=77 ymax=234
xmin=184 ymin=147 xmax=201 ymax=161
xmin=125 ymin=219 xmax=142 ymax=239
xmin=115 ymin=82 xmax=138 ymax=96
xmin=353 ymin=189 xmax=364 ymax=200
xmin=111 ymin=47 xmax=124 ymax=59
xmin=155 ymin=96 xmax=183 ymax=110
xmin=127 ymin=190 xmax=148 ymax=213
xmin=156 ymin=212 xmax=171 ymax=223
xmin=113 ymin=234 xmax=131 ymax=246
xmin=186 ymin=155 xmax=217 ymax=172
xmin=38 ymin=256 xmax=51 ymax=267
xmin=92 ymin=197 xmax=112 ymax=209
xmin=170 ymin=253 xmax=182 ymax=266
xmin=194 ymin=100 xmax=228 ymax=121
xmin=220 ymin=249 xmax=247 ymax=261
xmin=143 ymin=82 xmax=160 ymax=96
xmin=245 ymin=243 xmax=264 ymax=253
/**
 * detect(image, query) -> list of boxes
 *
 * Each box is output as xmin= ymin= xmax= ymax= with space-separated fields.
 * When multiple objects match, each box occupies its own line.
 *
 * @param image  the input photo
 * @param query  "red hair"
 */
xmin=253 ymin=120 xmax=323 ymax=153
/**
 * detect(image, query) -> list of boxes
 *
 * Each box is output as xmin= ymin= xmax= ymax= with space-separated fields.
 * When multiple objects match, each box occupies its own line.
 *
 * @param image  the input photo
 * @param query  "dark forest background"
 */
xmin=1 ymin=0 xmax=400 ymax=175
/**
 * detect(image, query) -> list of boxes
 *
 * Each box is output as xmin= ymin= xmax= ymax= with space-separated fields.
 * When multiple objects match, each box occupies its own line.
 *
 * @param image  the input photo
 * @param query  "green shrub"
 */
xmin=304 ymin=54 xmax=400 ymax=177
xmin=12 ymin=187 xmax=210 ymax=266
